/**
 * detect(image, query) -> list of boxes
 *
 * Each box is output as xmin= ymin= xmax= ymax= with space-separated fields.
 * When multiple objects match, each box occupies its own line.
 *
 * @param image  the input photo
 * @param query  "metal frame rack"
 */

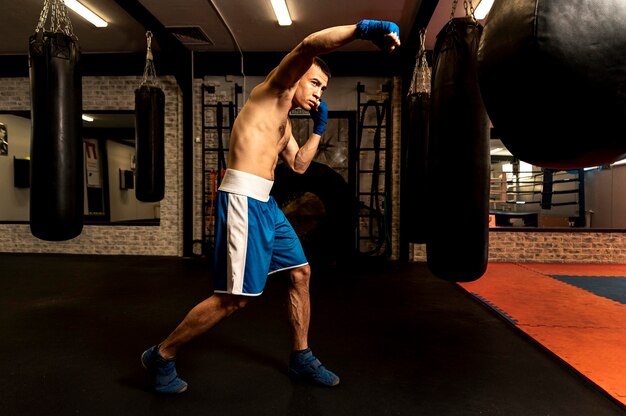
xmin=355 ymin=81 xmax=393 ymax=256
xmin=200 ymin=84 xmax=241 ymax=255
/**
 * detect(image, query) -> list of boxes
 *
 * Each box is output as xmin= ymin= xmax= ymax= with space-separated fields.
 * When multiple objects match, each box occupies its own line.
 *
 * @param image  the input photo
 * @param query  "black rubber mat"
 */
xmin=0 ymin=253 xmax=623 ymax=416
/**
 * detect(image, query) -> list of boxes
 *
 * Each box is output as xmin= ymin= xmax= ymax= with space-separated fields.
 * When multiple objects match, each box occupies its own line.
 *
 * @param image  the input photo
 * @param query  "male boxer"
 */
xmin=141 ymin=20 xmax=400 ymax=394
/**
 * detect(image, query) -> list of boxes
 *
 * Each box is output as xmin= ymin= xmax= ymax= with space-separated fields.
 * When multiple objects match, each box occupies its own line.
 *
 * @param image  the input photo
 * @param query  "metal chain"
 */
xmin=141 ymin=31 xmax=159 ymax=87
xmin=35 ymin=0 xmax=76 ymax=37
xmin=464 ymin=0 xmax=476 ymax=19
xmin=450 ymin=0 xmax=459 ymax=20
xmin=35 ymin=0 xmax=50 ymax=33
xmin=408 ymin=29 xmax=431 ymax=95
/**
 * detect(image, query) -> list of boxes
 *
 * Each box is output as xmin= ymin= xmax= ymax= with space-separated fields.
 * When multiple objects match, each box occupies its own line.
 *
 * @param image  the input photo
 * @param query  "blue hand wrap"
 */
xmin=356 ymin=20 xmax=400 ymax=49
xmin=310 ymin=101 xmax=328 ymax=136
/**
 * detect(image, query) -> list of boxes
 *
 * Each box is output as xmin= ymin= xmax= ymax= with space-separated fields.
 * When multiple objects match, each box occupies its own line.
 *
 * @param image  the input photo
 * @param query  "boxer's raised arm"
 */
xmin=267 ymin=21 xmax=400 ymax=91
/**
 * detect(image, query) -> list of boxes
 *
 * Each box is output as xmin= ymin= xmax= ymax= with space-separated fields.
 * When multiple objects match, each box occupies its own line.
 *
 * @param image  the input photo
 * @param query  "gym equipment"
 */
xmin=359 ymin=99 xmax=389 ymax=256
xmin=215 ymin=102 xmax=228 ymax=173
xmin=29 ymin=0 xmax=83 ymax=241
xmin=272 ymin=161 xmax=354 ymax=267
xmin=404 ymin=30 xmax=430 ymax=244
xmin=478 ymin=0 xmax=626 ymax=169
xmin=356 ymin=82 xmax=393 ymax=257
xmin=135 ymin=32 xmax=165 ymax=202
xmin=427 ymin=12 xmax=490 ymax=282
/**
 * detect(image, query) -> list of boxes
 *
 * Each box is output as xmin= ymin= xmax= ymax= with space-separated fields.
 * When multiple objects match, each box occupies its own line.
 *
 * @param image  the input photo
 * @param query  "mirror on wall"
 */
xmin=489 ymin=137 xmax=626 ymax=229
xmin=0 ymin=111 xmax=159 ymax=225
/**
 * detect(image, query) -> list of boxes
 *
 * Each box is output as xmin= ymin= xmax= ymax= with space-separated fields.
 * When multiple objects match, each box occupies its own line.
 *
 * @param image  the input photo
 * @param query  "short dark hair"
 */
xmin=313 ymin=57 xmax=331 ymax=79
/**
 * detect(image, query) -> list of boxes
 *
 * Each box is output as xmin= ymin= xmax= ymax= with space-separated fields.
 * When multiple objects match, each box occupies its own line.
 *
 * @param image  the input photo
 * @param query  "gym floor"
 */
xmin=1 ymin=253 xmax=624 ymax=416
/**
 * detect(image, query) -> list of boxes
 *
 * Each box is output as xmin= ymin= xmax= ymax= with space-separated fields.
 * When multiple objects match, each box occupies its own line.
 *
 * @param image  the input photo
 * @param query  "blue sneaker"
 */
xmin=288 ymin=348 xmax=340 ymax=387
xmin=141 ymin=345 xmax=188 ymax=394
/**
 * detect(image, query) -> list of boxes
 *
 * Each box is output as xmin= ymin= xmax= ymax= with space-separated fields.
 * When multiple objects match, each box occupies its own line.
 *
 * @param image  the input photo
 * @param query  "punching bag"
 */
xmin=29 ymin=31 xmax=83 ymax=241
xmin=135 ymin=31 xmax=165 ymax=203
xmin=478 ymin=0 xmax=626 ymax=169
xmin=427 ymin=17 xmax=490 ymax=282
xmin=405 ymin=94 xmax=430 ymax=243
xmin=135 ymin=85 xmax=165 ymax=202
xmin=404 ymin=32 xmax=431 ymax=244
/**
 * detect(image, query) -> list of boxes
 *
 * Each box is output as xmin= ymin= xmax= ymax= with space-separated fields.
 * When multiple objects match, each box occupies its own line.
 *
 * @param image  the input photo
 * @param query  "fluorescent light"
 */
xmin=82 ymin=114 xmax=94 ymax=122
xmin=611 ymin=158 xmax=626 ymax=166
xmin=64 ymin=0 xmax=108 ymax=28
xmin=270 ymin=0 xmax=292 ymax=26
xmin=475 ymin=0 xmax=495 ymax=19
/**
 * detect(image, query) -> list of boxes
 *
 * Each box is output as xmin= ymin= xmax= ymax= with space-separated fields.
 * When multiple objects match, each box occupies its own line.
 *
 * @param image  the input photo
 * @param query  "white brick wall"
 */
xmin=0 ymin=76 xmax=183 ymax=256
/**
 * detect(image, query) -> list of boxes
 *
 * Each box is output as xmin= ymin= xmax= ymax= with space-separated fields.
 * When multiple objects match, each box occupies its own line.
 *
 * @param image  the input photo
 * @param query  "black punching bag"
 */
xmin=135 ymin=85 xmax=165 ymax=202
xmin=405 ymin=91 xmax=430 ymax=243
xmin=427 ymin=17 xmax=490 ymax=282
xmin=29 ymin=32 xmax=83 ymax=241
xmin=478 ymin=0 xmax=626 ymax=169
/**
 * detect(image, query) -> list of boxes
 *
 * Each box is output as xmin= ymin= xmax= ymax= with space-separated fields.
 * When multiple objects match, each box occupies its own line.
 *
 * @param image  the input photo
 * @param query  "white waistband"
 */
xmin=218 ymin=169 xmax=274 ymax=202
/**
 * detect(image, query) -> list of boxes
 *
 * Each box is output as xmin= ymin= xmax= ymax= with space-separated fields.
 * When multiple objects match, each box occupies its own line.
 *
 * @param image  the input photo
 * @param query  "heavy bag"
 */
xmin=405 ymin=92 xmax=429 ymax=243
xmin=478 ymin=0 xmax=626 ymax=169
xmin=28 ymin=32 xmax=83 ymax=241
xmin=272 ymin=161 xmax=355 ymax=267
xmin=135 ymin=85 xmax=165 ymax=202
xmin=427 ymin=17 xmax=490 ymax=282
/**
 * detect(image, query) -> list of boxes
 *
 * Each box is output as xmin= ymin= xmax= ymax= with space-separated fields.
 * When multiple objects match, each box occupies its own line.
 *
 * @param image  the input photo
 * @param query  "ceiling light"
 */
xmin=270 ymin=0 xmax=292 ymax=26
xmin=475 ymin=0 xmax=495 ymax=19
xmin=64 ymin=0 xmax=108 ymax=28
xmin=611 ymin=158 xmax=626 ymax=167
xmin=82 ymin=114 xmax=94 ymax=122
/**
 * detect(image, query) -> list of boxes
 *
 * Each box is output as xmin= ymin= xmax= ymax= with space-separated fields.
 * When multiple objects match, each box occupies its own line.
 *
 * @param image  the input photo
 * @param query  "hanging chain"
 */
xmin=141 ymin=31 xmax=159 ymax=87
xmin=408 ymin=28 xmax=431 ymax=95
xmin=35 ymin=0 xmax=50 ymax=33
xmin=450 ymin=0 xmax=459 ymax=20
xmin=35 ymin=0 xmax=76 ymax=38
xmin=464 ymin=0 xmax=476 ymax=19
xmin=451 ymin=0 xmax=476 ymax=20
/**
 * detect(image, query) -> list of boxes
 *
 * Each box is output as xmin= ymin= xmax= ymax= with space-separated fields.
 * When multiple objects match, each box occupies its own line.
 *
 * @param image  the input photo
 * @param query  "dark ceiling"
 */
xmin=0 ymin=1 xmax=491 ymax=77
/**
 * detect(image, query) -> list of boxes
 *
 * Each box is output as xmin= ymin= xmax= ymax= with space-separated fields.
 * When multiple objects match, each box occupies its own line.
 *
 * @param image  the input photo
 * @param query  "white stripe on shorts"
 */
xmin=226 ymin=193 xmax=248 ymax=295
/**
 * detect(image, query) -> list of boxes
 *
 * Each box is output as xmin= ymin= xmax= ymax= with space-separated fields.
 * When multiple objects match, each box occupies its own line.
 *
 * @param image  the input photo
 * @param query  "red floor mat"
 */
xmin=459 ymin=263 xmax=626 ymax=407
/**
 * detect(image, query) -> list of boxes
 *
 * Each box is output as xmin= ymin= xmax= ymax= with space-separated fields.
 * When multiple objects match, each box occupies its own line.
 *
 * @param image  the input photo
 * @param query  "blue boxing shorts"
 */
xmin=213 ymin=169 xmax=308 ymax=296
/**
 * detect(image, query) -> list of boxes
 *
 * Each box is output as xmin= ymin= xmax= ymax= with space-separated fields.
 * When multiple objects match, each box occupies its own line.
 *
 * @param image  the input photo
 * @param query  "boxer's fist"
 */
xmin=356 ymin=20 xmax=401 ymax=52
xmin=309 ymin=100 xmax=328 ymax=136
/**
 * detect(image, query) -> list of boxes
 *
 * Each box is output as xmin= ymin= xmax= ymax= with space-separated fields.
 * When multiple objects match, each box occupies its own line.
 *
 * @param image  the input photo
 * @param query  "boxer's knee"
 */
xmin=290 ymin=264 xmax=311 ymax=287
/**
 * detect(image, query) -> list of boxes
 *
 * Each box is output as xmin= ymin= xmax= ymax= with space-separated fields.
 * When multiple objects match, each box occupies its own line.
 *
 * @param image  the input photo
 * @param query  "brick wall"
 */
xmin=0 ymin=76 xmax=184 ymax=256
xmin=410 ymin=231 xmax=626 ymax=263
xmin=390 ymin=77 xmax=402 ymax=260
xmin=4 ymin=74 xmax=625 ymax=261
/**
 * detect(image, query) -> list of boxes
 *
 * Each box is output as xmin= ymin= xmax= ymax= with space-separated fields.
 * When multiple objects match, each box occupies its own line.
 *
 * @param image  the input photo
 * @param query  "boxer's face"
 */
xmin=294 ymin=64 xmax=328 ymax=110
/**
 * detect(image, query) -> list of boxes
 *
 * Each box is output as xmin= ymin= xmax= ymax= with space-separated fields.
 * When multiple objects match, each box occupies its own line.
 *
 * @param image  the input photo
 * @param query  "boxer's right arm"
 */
xmin=267 ymin=21 xmax=400 ymax=91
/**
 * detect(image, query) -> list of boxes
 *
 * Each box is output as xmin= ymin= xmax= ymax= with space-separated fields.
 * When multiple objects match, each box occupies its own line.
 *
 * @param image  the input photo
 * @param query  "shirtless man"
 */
xmin=142 ymin=20 xmax=400 ymax=394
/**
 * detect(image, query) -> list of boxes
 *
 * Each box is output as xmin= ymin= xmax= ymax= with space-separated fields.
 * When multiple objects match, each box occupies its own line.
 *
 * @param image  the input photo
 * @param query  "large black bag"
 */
xmin=427 ymin=17 xmax=490 ymax=282
xmin=29 ymin=32 xmax=84 ymax=241
xmin=478 ymin=0 xmax=626 ymax=169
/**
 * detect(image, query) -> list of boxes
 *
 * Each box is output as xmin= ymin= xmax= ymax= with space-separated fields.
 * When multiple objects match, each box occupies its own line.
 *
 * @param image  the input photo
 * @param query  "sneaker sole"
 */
xmin=288 ymin=369 xmax=340 ymax=387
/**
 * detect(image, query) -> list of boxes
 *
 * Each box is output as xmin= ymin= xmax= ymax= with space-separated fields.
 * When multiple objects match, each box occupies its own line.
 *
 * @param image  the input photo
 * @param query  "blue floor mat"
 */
xmin=549 ymin=275 xmax=626 ymax=305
